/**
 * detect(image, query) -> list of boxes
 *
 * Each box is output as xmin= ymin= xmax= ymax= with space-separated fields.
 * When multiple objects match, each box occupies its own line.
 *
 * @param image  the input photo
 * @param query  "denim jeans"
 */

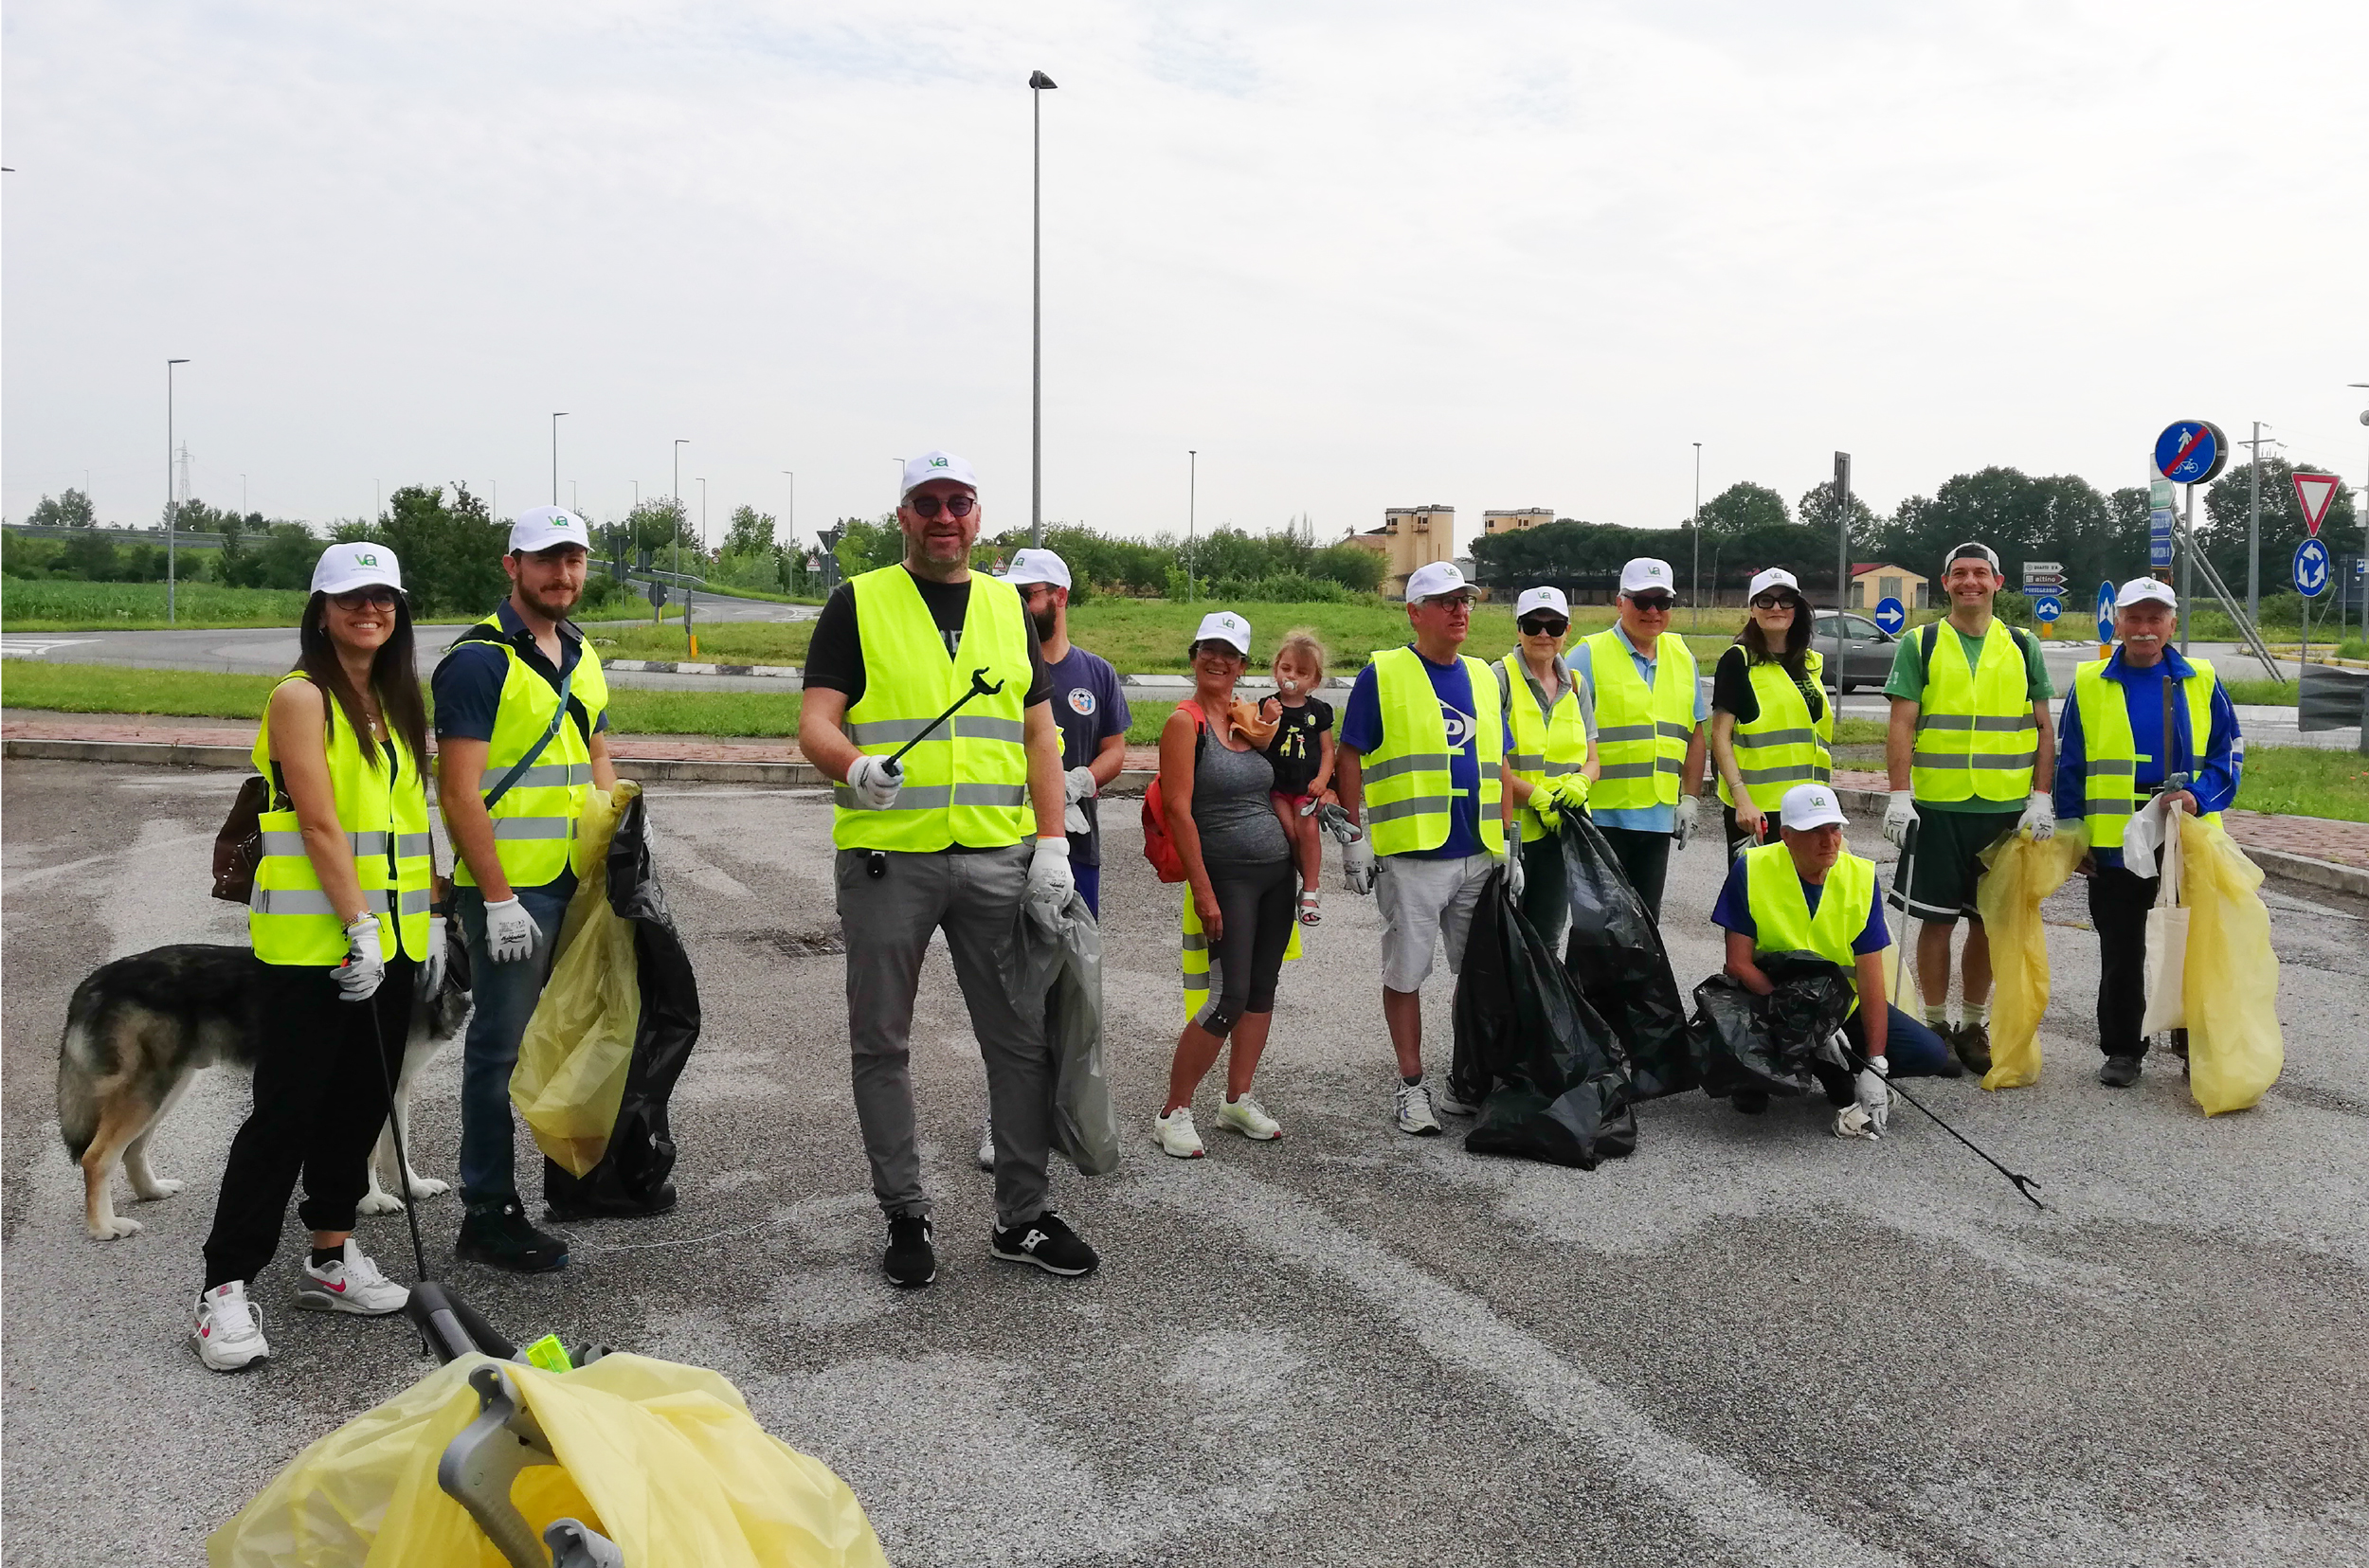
xmin=454 ymin=874 xmax=575 ymax=1206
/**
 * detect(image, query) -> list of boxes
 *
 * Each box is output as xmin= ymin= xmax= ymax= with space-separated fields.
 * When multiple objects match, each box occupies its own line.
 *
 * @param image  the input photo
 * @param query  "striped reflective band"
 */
xmin=952 ymin=715 xmax=1026 ymax=743
xmin=1736 ymin=762 xmax=1823 ymax=785
xmin=828 ymin=782 xmax=1030 ymax=811
xmin=2088 ymin=759 xmax=2138 ymax=776
xmin=1365 ymin=795 xmax=1452 ymax=823
xmin=1597 ymin=723 xmax=1655 ymax=743
xmin=260 ymin=830 xmax=434 ymax=857
xmin=1733 ymin=728 xmax=1817 ymax=748
xmin=1360 ymin=750 xmax=1453 ymax=783
xmin=249 ymin=887 xmax=433 ymax=916
xmin=1510 ymin=751 xmax=1546 ymax=772
xmin=844 ymin=715 xmax=1029 ymax=746
xmin=1596 ymin=762 xmax=1657 ymax=781
xmin=479 ymin=763 xmax=591 ymax=790
xmin=2087 ymin=798 xmax=2135 ymax=817
xmin=491 ymin=817 xmax=574 ymax=840
xmin=1908 ymin=750 xmax=2039 ymax=769
xmin=1655 ymin=720 xmax=1694 ymax=739
xmin=1916 ymin=713 xmax=2034 ymax=732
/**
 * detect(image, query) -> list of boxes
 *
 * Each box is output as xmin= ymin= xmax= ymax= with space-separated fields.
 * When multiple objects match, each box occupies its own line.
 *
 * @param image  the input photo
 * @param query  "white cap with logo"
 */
xmin=2116 ymin=577 xmax=2178 ymax=610
xmin=1747 ymin=567 xmax=1801 ymax=601
xmin=1192 ymin=610 xmax=1254 ymax=657
xmin=999 ymin=548 xmax=1071 ymax=589
xmin=1619 ymin=558 xmax=1676 ymax=596
xmin=1779 ymin=783 xmax=1849 ymax=832
xmin=311 ymin=541 xmax=404 ymax=597
xmin=509 ymin=506 xmax=592 ymax=556
xmin=1515 ymin=586 xmax=1569 ymax=621
xmin=1404 ymin=561 xmax=1472 ymax=602
xmin=900 ymin=451 xmax=979 ymax=499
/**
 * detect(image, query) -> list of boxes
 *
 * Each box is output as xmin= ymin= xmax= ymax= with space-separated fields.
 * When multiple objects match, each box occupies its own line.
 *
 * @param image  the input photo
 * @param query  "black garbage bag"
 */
xmin=1691 ymin=951 xmax=1856 ymax=1102
xmin=1451 ymin=868 xmax=1637 ymax=1169
xmin=1557 ymin=814 xmax=1701 ymax=1099
xmin=1013 ymin=892 xmax=1122 ymax=1177
xmin=544 ymin=789 xmax=702 ymax=1217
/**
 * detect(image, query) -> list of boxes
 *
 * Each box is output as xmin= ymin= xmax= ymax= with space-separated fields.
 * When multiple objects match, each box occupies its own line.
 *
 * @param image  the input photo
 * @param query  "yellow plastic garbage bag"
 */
xmin=209 ymin=1352 xmax=889 ymax=1568
xmin=514 ymin=782 xmax=639 ymax=1176
xmin=1973 ymin=823 xmax=2089 ymax=1090
xmin=2176 ymin=811 xmax=2284 ymax=1115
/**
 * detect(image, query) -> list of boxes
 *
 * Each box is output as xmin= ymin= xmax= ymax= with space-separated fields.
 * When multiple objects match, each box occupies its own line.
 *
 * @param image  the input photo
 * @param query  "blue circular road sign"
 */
xmin=1872 ymin=596 xmax=1906 ymax=635
xmin=2154 ymin=420 xmax=2230 ymax=485
xmin=2294 ymin=536 xmax=2331 ymax=598
xmin=2095 ymin=580 xmax=2118 ymax=640
xmin=2031 ymin=594 xmax=2063 ymax=622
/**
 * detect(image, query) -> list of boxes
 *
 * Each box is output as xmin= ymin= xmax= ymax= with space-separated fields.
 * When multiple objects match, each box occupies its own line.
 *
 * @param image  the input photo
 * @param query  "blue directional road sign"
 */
xmin=2154 ymin=420 xmax=2229 ymax=485
xmin=2150 ymin=506 xmax=2176 ymax=568
xmin=2095 ymin=580 xmax=2117 ymax=641
xmin=2293 ymin=536 xmax=2331 ymax=598
xmin=2031 ymin=594 xmax=2063 ymax=623
xmin=1872 ymin=596 xmax=1906 ymax=635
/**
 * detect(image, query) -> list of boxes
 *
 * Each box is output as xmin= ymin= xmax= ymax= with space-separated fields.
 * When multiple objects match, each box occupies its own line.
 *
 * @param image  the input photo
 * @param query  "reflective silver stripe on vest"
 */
xmin=1361 ymin=750 xmax=1453 ymax=783
xmin=1597 ymin=723 xmax=1656 ymax=743
xmin=260 ymin=830 xmax=430 ymax=858
xmin=1366 ymin=794 xmax=1452 ymax=823
xmin=845 ymin=715 xmax=1027 ymax=747
xmin=1479 ymin=762 xmax=1501 ymax=781
xmin=397 ymin=833 xmax=432 ymax=857
xmin=951 ymin=715 xmax=1026 ymax=743
xmin=1655 ymin=720 xmax=1694 ymax=740
xmin=1510 ymin=751 xmax=1547 ymax=772
xmin=1908 ymin=750 xmax=2038 ymax=769
xmin=1733 ymin=728 xmax=1817 ymax=748
xmin=828 ymin=782 xmax=1028 ymax=812
xmin=1737 ymin=762 xmax=1823 ymax=786
xmin=1596 ymin=762 xmax=1658 ymax=781
xmin=250 ymin=888 xmax=393 ymax=916
xmin=1543 ymin=761 xmax=1581 ymax=777
xmin=1655 ymin=754 xmax=1683 ymax=773
xmin=478 ymin=763 xmax=592 ymax=791
xmin=1916 ymin=713 xmax=2034 ymax=733
xmin=2087 ymin=759 xmax=2137 ymax=777
xmin=491 ymin=817 xmax=573 ymax=840
xmin=846 ymin=717 xmax=936 ymax=745
xmin=1182 ymin=932 xmax=1208 ymax=953
xmin=2087 ymin=799 xmax=2135 ymax=817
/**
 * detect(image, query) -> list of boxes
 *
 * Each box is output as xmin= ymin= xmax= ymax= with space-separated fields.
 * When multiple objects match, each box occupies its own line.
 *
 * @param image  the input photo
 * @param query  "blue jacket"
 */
xmin=2053 ymin=646 xmax=2243 ymax=870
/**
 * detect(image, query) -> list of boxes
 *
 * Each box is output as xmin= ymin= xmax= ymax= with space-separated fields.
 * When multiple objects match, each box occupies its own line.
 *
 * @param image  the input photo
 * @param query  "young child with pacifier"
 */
xmin=1256 ymin=629 xmax=1336 ymax=926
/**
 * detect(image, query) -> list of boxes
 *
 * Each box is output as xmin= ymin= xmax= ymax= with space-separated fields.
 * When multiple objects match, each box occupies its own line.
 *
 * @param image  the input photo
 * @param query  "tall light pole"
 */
xmin=782 ymin=472 xmax=796 ymax=545
xmin=673 ymin=440 xmax=688 ymax=585
xmin=1832 ymin=452 xmax=1853 ymax=710
xmin=552 ymin=413 xmax=569 ymax=506
xmin=1187 ymin=449 xmax=1198 ymax=604
xmin=1029 ymin=70 xmax=1058 ymax=549
xmin=697 ymin=478 xmax=708 ymax=557
xmin=1691 ymin=442 xmax=1703 ymax=629
xmin=166 ymin=359 xmax=190 ymax=623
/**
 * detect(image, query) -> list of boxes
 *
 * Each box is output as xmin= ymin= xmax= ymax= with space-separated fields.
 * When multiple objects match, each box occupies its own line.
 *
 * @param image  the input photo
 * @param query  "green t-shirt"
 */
xmin=1884 ymin=620 xmax=2052 ymax=814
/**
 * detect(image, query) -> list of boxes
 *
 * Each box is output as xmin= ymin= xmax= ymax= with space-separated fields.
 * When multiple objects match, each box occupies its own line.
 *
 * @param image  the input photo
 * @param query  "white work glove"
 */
xmin=335 ymin=914 xmax=385 ymax=1003
xmin=1501 ymin=838 xmax=1527 ymax=901
xmin=482 ymin=896 xmax=542 ymax=965
xmin=2019 ymin=790 xmax=2056 ymax=842
xmin=1883 ymin=790 xmax=1919 ymax=848
xmin=414 ymin=915 xmax=447 ymax=1000
xmin=1854 ymin=1055 xmax=1891 ymax=1137
xmin=1025 ymin=837 xmax=1075 ymax=932
xmin=1062 ymin=766 xmax=1095 ymax=836
xmin=1342 ymin=837 xmax=1377 ymax=896
xmin=844 ymin=753 xmax=903 ymax=811
xmin=1671 ymin=794 xmax=1699 ymax=851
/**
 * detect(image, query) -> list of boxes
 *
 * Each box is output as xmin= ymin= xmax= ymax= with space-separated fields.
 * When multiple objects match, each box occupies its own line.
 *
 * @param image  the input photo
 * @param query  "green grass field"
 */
xmin=0 ymin=576 xmax=682 ymax=632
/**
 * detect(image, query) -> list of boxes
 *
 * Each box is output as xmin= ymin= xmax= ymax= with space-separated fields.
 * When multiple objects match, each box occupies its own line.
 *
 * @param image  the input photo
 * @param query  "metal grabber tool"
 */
xmin=883 ymin=668 xmax=1006 ymax=777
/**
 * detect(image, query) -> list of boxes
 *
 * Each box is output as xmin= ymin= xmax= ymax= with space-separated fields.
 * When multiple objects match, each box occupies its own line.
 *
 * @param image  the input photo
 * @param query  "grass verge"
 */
xmin=2 ymin=576 xmax=677 ymax=631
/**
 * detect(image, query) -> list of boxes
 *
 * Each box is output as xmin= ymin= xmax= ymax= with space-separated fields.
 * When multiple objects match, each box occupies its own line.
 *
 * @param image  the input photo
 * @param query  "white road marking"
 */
xmin=0 ymin=637 xmax=99 ymax=658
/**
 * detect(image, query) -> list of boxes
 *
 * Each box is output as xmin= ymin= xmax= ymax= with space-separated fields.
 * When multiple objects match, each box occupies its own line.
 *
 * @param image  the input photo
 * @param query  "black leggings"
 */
xmin=1195 ymin=859 xmax=1298 ymax=1036
xmin=202 ymin=956 xmax=416 ymax=1289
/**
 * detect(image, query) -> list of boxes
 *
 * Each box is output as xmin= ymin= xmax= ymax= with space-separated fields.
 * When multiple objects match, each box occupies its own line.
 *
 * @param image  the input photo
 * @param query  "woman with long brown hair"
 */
xmin=1709 ymin=568 xmax=1835 ymax=861
xmin=191 ymin=542 xmax=442 ymax=1371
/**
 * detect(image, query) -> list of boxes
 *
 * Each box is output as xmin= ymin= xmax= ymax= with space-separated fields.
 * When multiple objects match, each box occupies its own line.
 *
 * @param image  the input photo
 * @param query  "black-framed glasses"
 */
xmin=1750 ymin=593 xmax=1798 ymax=610
xmin=906 ymin=493 xmax=977 ymax=519
xmin=1518 ymin=616 xmax=1569 ymax=636
xmin=1627 ymin=594 xmax=1675 ymax=612
xmin=329 ymin=587 xmax=400 ymax=610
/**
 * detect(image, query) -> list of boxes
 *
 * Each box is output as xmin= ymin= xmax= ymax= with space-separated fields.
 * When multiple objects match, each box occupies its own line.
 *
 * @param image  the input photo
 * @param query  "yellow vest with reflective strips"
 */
xmin=1741 ymin=841 xmax=1875 ymax=1018
xmin=1584 ymin=628 xmax=1697 ymax=812
xmin=1359 ymin=646 xmax=1506 ymax=856
xmin=248 ymin=673 xmax=433 ymax=965
xmin=443 ymin=614 xmax=611 ymax=889
xmin=1908 ymin=620 xmax=2037 ymax=804
xmin=2071 ymin=656 xmax=2221 ymax=849
xmin=833 ymin=566 xmax=1034 ymax=852
xmin=1716 ymin=650 xmax=1834 ymax=811
xmin=1500 ymin=652 xmax=1588 ymax=843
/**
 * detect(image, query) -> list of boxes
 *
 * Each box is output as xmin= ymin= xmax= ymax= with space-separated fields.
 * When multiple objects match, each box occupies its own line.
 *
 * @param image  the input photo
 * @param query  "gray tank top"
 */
xmin=1191 ymin=722 xmax=1290 ymax=866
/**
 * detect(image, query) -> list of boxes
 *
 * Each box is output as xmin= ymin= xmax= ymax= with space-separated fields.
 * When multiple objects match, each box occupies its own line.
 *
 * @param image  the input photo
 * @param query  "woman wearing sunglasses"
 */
xmin=1497 ymin=586 xmax=1599 ymax=946
xmin=190 ymin=542 xmax=441 ymax=1371
xmin=1709 ymin=568 xmax=1835 ymax=860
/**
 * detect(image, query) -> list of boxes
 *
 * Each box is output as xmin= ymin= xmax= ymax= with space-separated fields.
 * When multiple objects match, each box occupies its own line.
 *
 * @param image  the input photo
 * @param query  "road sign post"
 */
xmin=1872 ymin=596 xmax=1906 ymax=636
xmin=2094 ymin=579 xmax=2116 ymax=657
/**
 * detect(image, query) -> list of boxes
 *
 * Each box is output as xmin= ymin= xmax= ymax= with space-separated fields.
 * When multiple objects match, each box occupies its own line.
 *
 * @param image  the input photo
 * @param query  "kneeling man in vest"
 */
xmin=2053 ymin=579 xmax=2243 ymax=1089
xmin=1712 ymin=784 xmax=1959 ymax=1128
xmin=797 ymin=451 xmax=1096 ymax=1289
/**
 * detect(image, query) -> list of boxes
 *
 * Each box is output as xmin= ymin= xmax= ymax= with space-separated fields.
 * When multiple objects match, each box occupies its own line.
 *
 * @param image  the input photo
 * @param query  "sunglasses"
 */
xmin=329 ymin=587 xmax=400 ymax=611
xmin=1627 ymin=594 xmax=1675 ymax=612
xmin=1518 ymin=616 xmax=1569 ymax=636
xmin=1750 ymin=593 xmax=1799 ymax=610
xmin=905 ymin=494 xmax=977 ymax=519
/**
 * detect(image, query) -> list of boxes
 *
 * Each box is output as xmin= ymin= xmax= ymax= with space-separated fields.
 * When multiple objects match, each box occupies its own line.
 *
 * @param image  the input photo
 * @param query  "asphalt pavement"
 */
xmin=5 ymin=762 xmax=2367 ymax=1565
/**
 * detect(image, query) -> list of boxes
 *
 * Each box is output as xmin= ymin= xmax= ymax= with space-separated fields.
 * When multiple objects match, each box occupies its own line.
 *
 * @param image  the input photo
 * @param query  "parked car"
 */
xmin=1811 ymin=612 xmax=1901 ymax=693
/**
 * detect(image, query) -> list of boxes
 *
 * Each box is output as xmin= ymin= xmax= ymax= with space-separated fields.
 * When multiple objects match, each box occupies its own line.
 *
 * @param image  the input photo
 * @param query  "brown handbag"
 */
xmin=210 ymin=775 xmax=271 ymax=903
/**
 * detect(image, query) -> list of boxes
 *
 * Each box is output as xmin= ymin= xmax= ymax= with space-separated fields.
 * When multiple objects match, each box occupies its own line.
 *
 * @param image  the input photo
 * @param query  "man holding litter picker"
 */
xmin=796 ymin=451 xmax=1098 ymax=1289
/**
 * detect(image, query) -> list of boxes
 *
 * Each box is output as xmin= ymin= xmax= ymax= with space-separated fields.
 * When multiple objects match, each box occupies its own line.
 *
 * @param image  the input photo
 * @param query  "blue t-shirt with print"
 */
xmin=1341 ymin=648 xmax=1488 ymax=860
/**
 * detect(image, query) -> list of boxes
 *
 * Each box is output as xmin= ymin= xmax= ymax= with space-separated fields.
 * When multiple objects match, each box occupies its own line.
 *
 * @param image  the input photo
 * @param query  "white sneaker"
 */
xmin=1152 ymin=1107 xmax=1206 ymax=1159
xmin=1394 ymin=1080 xmax=1442 ymax=1137
xmin=191 ymin=1282 xmax=270 ymax=1372
xmin=1433 ymin=1084 xmax=1479 ymax=1117
xmin=295 ymin=1240 xmax=409 ymax=1316
xmin=1218 ymin=1095 xmax=1282 ymax=1141
xmin=977 ymin=1117 xmax=996 ymax=1172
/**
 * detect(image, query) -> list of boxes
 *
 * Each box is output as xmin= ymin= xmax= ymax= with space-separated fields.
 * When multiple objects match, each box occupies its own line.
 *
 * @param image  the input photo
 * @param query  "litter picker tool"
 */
xmin=884 ymin=669 xmax=1006 ymax=775
xmin=1839 ymin=1038 xmax=2049 ymax=1211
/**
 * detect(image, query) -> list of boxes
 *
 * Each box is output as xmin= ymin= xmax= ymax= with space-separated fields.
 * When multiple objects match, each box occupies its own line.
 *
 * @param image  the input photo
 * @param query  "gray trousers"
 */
xmin=838 ymin=843 xmax=1054 ymax=1229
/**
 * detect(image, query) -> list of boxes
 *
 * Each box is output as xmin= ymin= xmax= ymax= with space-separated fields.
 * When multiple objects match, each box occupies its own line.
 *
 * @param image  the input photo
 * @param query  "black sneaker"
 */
xmin=990 ymin=1210 xmax=1099 ymax=1277
xmin=2098 ymin=1055 xmax=2143 ymax=1088
xmin=885 ymin=1213 xmax=936 ymax=1288
xmin=457 ymin=1199 xmax=570 ymax=1274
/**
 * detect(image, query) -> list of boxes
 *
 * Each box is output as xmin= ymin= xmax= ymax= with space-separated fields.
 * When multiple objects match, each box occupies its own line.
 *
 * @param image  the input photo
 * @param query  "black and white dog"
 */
xmin=57 ymin=932 xmax=471 ymax=1240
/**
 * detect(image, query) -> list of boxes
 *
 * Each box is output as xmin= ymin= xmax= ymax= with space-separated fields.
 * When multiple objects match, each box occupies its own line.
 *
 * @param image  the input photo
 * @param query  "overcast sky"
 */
xmin=6 ymin=0 xmax=2366 ymax=554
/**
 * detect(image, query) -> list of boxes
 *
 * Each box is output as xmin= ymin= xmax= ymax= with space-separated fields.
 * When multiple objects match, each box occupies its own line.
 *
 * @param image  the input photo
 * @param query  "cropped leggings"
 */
xmin=1194 ymin=858 xmax=1298 ymax=1036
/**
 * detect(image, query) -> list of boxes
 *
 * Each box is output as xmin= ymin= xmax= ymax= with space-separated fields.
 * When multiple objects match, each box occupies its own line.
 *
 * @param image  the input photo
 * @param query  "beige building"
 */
xmin=1849 ymin=562 xmax=1929 ymax=611
xmin=1482 ymin=508 xmax=1555 ymax=535
xmin=1348 ymin=505 xmax=1456 ymax=598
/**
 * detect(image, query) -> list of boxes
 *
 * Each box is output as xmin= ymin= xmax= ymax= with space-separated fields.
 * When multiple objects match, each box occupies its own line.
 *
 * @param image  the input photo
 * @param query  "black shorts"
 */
xmin=1891 ymin=806 xmax=2019 ymax=923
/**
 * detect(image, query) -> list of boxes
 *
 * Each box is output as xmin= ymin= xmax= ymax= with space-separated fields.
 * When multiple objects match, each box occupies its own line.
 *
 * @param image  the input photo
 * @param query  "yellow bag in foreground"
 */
xmin=2176 ymin=812 xmax=2284 ymax=1115
xmin=514 ymin=782 xmax=640 ymax=1176
xmin=208 ymin=1352 xmax=889 ymax=1567
xmin=1974 ymin=824 xmax=2088 ymax=1090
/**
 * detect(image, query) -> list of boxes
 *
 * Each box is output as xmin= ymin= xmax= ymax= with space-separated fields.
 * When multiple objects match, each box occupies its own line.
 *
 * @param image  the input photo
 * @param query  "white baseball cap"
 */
xmin=2116 ymin=577 xmax=2178 ymax=610
xmin=1746 ymin=567 xmax=1802 ymax=601
xmin=999 ymin=548 xmax=1071 ymax=589
xmin=900 ymin=450 xmax=979 ymax=499
xmin=1404 ymin=561 xmax=1472 ymax=602
xmin=1515 ymin=586 xmax=1570 ymax=622
xmin=1779 ymin=783 xmax=1849 ymax=832
xmin=509 ymin=506 xmax=592 ymax=556
xmin=1619 ymin=558 xmax=1676 ymax=597
xmin=311 ymin=540 xmax=404 ymax=597
xmin=1944 ymin=541 xmax=2001 ymax=573
xmin=1191 ymin=610 xmax=1253 ymax=657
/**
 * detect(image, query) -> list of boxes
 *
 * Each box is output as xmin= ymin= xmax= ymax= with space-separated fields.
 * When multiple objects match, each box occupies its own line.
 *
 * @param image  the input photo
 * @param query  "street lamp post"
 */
xmin=782 ymin=472 xmax=796 ymax=545
xmin=552 ymin=413 xmax=569 ymax=506
xmin=697 ymin=478 xmax=708 ymax=557
xmin=1691 ymin=442 xmax=1703 ymax=629
xmin=166 ymin=359 xmax=190 ymax=623
xmin=1187 ymin=449 xmax=1198 ymax=604
xmin=1029 ymin=70 xmax=1058 ymax=549
xmin=673 ymin=440 xmax=689 ymax=625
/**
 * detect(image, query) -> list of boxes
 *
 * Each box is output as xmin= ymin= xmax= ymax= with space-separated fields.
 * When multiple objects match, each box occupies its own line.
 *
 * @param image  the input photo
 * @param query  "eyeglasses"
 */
xmin=1627 ymin=594 xmax=1675 ymax=612
xmin=905 ymin=493 xmax=977 ymax=519
xmin=1418 ymin=594 xmax=1474 ymax=611
xmin=1518 ymin=616 xmax=1569 ymax=636
xmin=329 ymin=587 xmax=400 ymax=611
xmin=1750 ymin=593 xmax=1798 ymax=610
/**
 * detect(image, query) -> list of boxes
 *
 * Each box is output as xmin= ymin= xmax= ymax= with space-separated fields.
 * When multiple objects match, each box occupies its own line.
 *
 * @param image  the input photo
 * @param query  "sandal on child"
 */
xmin=1297 ymin=891 xmax=1323 ymax=927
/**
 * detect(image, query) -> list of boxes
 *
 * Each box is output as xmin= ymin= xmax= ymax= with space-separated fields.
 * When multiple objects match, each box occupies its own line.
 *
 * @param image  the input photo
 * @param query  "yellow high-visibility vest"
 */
xmin=1358 ymin=646 xmax=1506 ymax=856
xmin=1741 ymin=841 xmax=1876 ymax=1017
xmin=248 ymin=674 xmax=433 ymax=966
xmin=1181 ymin=888 xmax=1302 ymax=1022
xmin=1908 ymin=620 xmax=2037 ymax=804
xmin=1585 ymin=628 xmax=1696 ymax=812
xmin=443 ymin=614 xmax=610 ymax=890
xmin=832 ymin=566 xmax=1034 ymax=852
xmin=1500 ymin=652 xmax=1587 ymax=843
xmin=2071 ymin=656 xmax=2221 ymax=848
xmin=1717 ymin=650 xmax=1834 ymax=811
